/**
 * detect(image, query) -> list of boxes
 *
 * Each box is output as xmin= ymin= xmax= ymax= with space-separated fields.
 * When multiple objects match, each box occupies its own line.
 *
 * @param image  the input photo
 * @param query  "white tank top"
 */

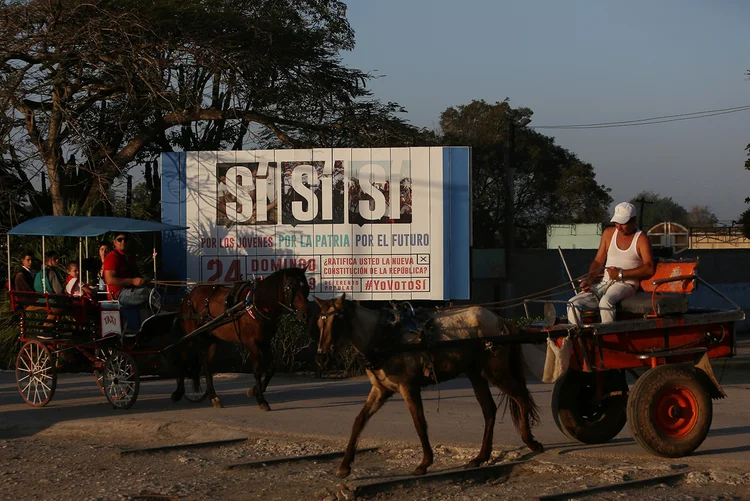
xmin=605 ymin=229 xmax=643 ymax=287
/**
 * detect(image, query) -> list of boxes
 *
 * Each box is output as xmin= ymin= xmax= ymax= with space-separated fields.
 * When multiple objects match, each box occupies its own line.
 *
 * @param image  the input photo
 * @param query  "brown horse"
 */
xmin=173 ymin=266 xmax=310 ymax=410
xmin=315 ymin=294 xmax=542 ymax=478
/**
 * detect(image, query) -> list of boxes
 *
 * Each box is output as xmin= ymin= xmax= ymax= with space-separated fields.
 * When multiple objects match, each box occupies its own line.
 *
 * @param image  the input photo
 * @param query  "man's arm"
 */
xmin=581 ymin=227 xmax=613 ymax=290
xmin=14 ymin=271 xmax=33 ymax=292
xmin=104 ymin=270 xmax=148 ymax=287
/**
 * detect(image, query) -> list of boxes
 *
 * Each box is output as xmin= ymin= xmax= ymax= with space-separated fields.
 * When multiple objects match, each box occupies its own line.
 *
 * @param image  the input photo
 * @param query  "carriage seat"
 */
xmin=618 ymin=259 xmax=698 ymax=318
xmin=9 ymin=290 xmax=96 ymax=335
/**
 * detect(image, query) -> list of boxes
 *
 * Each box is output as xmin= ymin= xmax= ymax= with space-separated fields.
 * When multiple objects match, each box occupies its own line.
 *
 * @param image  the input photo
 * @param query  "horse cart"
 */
xmin=6 ymin=216 xmax=205 ymax=410
xmin=314 ymin=258 xmax=745 ymax=478
xmin=520 ymin=258 xmax=745 ymax=458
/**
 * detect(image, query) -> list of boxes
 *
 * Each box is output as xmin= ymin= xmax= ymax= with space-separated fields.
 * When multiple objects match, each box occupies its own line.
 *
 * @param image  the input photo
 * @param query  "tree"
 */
xmin=739 ymin=208 xmax=750 ymax=239
xmin=629 ymin=191 xmax=689 ymax=231
xmin=0 ymin=0 xmax=427 ymax=217
xmin=687 ymin=205 xmax=718 ymax=227
xmin=439 ymin=100 xmax=612 ymax=248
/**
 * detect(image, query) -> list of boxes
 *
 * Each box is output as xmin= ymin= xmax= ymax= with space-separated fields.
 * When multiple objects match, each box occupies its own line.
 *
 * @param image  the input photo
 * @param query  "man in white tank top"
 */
xmin=567 ymin=202 xmax=656 ymax=325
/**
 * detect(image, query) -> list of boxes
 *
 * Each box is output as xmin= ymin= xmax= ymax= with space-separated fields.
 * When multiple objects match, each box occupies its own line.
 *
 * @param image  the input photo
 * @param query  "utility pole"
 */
xmin=635 ymin=197 xmax=653 ymax=229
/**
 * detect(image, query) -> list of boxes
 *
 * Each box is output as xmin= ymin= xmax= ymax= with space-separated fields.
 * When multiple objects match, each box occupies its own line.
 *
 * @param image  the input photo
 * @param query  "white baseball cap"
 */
xmin=610 ymin=202 xmax=636 ymax=224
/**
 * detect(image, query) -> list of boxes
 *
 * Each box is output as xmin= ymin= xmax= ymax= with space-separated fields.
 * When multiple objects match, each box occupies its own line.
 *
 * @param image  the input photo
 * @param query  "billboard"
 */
xmin=161 ymin=147 xmax=471 ymax=300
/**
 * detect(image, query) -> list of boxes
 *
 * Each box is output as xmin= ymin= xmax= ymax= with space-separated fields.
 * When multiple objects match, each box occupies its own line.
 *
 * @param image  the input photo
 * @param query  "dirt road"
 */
xmin=2 ymin=369 xmax=750 ymax=500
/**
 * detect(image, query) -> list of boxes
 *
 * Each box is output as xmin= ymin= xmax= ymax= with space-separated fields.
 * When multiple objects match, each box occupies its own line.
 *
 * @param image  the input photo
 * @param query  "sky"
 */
xmin=341 ymin=0 xmax=750 ymax=222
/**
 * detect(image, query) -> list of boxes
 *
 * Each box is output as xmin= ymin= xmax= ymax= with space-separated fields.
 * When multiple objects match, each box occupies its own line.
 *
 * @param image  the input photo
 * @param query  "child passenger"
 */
xmin=65 ymin=263 xmax=93 ymax=298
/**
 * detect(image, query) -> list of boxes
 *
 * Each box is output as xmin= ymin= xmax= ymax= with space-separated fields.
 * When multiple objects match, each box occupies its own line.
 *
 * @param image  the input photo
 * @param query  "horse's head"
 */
xmin=314 ymin=293 xmax=346 ymax=368
xmin=280 ymin=266 xmax=310 ymax=323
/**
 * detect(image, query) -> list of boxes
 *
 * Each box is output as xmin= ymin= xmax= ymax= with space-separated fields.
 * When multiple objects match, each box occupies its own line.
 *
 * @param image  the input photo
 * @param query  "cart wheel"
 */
xmin=149 ymin=288 xmax=162 ymax=316
xmin=183 ymin=374 xmax=208 ymax=403
xmin=93 ymin=347 xmax=115 ymax=396
xmin=627 ymin=364 xmax=712 ymax=458
xmin=103 ymin=351 xmax=140 ymax=410
xmin=551 ymin=370 xmax=627 ymax=444
xmin=15 ymin=340 xmax=57 ymax=407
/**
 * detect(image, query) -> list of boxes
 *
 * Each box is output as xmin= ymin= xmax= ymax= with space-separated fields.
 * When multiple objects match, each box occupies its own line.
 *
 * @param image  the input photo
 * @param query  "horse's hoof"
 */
xmin=465 ymin=459 xmax=482 ymax=469
xmin=170 ymin=391 xmax=183 ymax=402
xmin=412 ymin=466 xmax=428 ymax=476
xmin=211 ymin=397 xmax=223 ymax=408
xmin=259 ymin=402 xmax=271 ymax=412
xmin=337 ymin=467 xmax=351 ymax=478
xmin=529 ymin=441 xmax=544 ymax=453
xmin=247 ymin=387 xmax=256 ymax=397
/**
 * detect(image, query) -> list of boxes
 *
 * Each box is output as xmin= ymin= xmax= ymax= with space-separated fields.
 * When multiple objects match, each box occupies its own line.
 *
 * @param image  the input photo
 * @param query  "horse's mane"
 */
xmin=254 ymin=267 xmax=309 ymax=305
xmin=338 ymin=300 xmax=405 ymax=365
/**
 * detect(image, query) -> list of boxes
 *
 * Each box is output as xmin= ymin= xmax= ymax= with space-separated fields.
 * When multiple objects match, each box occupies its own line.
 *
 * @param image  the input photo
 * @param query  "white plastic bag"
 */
xmin=542 ymin=336 xmax=572 ymax=383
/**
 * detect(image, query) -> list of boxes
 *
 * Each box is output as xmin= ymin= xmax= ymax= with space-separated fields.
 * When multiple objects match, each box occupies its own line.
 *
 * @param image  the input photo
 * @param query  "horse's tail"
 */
xmin=505 ymin=343 xmax=540 ymax=429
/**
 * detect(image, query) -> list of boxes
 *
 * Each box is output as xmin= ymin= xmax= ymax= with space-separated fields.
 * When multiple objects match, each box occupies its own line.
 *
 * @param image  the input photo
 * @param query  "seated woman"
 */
xmin=34 ymin=251 xmax=64 ymax=294
xmin=64 ymin=262 xmax=93 ymax=298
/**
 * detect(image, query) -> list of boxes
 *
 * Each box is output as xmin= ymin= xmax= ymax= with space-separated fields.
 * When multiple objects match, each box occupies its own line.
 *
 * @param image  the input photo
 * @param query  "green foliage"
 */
xmin=514 ymin=316 xmax=545 ymax=328
xmin=629 ymin=191 xmax=689 ymax=231
xmin=439 ymin=99 xmax=612 ymax=248
xmin=739 ymin=208 xmax=750 ymax=240
xmin=687 ymin=205 xmax=718 ymax=227
xmin=330 ymin=345 xmax=367 ymax=378
xmin=0 ymin=0 xmax=425 ymax=215
xmin=272 ymin=315 xmax=314 ymax=373
xmin=0 ymin=294 xmax=20 ymax=370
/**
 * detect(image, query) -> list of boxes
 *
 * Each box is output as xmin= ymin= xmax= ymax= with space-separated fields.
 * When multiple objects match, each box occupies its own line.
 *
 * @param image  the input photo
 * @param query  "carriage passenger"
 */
xmin=13 ymin=250 xmax=35 ymax=292
xmin=567 ymin=202 xmax=655 ymax=325
xmin=102 ymin=232 xmax=150 ymax=308
xmin=64 ymin=262 xmax=93 ymax=298
xmin=34 ymin=251 xmax=64 ymax=294
xmin=95 ymin=241 xmax=110 ymax=292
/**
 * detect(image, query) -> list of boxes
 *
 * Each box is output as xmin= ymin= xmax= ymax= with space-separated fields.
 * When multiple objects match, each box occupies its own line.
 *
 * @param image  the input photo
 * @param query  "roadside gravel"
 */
xmin=2 ymin=417 xmax=750 ymax=500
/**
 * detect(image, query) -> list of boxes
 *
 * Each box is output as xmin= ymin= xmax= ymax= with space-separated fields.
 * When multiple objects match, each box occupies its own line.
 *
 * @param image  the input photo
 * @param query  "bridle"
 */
xmin=319 ymin=306 xmax=345 ymax=324
xmin=278 ymin=274 xmax=309 ymax=314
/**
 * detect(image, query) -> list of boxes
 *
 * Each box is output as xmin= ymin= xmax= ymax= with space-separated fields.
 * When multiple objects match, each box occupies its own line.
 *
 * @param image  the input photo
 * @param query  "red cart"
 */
xmin=521 ymin=258 xmax=744 ymax=457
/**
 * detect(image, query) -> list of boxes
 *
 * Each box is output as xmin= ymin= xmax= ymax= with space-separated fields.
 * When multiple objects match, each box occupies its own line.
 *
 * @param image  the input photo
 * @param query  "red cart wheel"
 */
xmin=627 ymin=364 xmax=712 ymax=457
xmin=15 ymin=340 xmax=57 ymax=407
xmin=551 ymin=370 xmax=628 ymax=444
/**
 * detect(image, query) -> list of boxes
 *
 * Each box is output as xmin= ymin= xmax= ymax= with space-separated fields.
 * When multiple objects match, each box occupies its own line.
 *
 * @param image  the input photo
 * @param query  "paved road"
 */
xmin=2 ymin=363 xmax=750 ymax=465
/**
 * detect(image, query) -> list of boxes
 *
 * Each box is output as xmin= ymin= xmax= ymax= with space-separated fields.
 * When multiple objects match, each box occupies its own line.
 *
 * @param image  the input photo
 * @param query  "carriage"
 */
xmin=314 ymin=257 xmax=746 ymax=477
xmin=6 ymin=216 xmax=205 ymax=410
xmin=519 ymin=258 xmax=744 ymax=458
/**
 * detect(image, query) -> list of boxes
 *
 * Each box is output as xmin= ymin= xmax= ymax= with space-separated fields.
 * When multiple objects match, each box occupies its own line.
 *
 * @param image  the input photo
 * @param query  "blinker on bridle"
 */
xmin=320 ymin=307 xmax=344 ymax=323
xmin=278 ymin=275 xmax=308 ymax=312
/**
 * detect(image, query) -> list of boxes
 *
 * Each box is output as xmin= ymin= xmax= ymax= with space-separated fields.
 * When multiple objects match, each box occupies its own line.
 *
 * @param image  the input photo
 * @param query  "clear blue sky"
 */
xmin=342 ymin=0 xmax=750 ymax=222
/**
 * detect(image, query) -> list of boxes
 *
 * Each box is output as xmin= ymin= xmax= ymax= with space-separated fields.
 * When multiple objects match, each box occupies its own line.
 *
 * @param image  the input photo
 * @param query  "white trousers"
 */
xmin=567 ymin=281 xmax=637 ymax=325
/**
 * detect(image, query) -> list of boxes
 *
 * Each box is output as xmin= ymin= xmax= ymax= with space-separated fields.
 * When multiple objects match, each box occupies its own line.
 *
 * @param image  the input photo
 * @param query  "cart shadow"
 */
xmin=553 ymin=437 xmax=636 ymax=455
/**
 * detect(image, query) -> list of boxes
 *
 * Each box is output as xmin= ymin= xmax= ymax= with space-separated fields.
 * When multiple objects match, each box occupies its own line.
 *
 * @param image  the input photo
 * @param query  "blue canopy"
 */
xmin=7 ymin=216 xmax=188 ymax=237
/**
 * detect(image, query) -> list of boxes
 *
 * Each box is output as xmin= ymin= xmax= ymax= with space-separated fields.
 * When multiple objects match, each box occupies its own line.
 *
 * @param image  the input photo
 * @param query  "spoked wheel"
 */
xmin=183 ymin=374 xmax=208 ymax=403
xmin=103 ymin=351 xmax=140 ymax=410
xmin=93 ymin=347 xmax=115 ymax=396
xmin=148 ymin=288 xmax=162 ymax=316
xmin=16 ymin=340 xmax=57 ymax=407
xmin=551 ymin=369 xmax=628 ymax=444
xmin=627 ymin=364 xmax=712 ymax=458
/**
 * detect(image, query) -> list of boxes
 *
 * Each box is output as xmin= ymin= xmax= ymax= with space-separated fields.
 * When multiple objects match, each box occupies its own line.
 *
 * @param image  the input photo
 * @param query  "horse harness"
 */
xmin=187 ymin=272 xmax=306 ymax=330
xmin=322 ymin=303 xmax=433 ymax=371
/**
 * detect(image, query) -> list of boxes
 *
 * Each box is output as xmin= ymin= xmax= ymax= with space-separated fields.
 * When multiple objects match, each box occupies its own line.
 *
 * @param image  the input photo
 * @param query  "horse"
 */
xmin=173 ymin=266 xmax=310 ymax=410
xmin=314 ymin=294 xmax=542 ymax=478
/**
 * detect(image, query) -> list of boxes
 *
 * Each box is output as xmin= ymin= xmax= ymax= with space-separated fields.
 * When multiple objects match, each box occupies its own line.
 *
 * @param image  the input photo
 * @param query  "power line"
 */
xmin=532 ymin=105 xmax=750 ymax=129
